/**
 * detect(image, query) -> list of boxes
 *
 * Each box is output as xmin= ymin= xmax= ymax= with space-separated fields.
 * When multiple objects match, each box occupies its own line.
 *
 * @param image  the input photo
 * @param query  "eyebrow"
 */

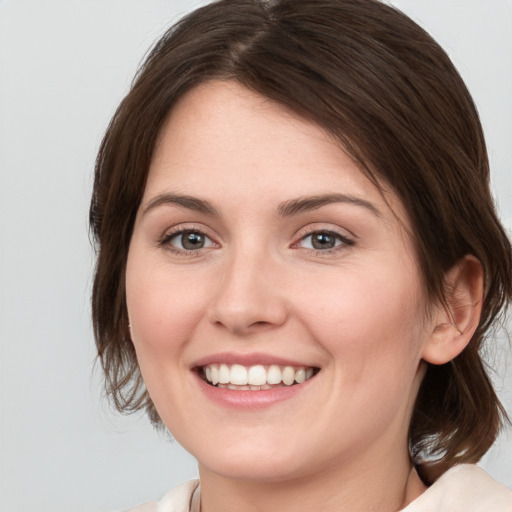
xmin=277 ymin=193 xmax=381 ymax=217
xmin=141 ymin=192 xmax=380 ymax=218
xmin=141 ymin=193 xmax=219 ymax=217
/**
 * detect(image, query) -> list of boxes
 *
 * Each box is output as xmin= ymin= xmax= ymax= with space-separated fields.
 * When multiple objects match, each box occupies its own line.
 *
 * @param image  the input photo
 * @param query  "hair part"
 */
xmin=90 ymin=0 xmax=512 ymax=479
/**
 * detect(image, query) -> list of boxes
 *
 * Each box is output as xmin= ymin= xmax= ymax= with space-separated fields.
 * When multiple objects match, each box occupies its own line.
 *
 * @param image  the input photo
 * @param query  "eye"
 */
xmin=161 ymin=229 xmax=216 ymax=253
xmin=297 ymin=230 xmax=354 ymax=251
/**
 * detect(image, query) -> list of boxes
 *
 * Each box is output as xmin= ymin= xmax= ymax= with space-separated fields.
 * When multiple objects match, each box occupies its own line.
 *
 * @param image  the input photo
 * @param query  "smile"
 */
xmin=201 ymin=363 xmax=316 ymax=390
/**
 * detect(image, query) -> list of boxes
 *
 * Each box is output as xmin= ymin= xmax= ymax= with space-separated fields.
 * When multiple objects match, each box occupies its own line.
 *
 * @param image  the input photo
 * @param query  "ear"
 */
xmin=422 ymin=255 xmax=484 ymax=365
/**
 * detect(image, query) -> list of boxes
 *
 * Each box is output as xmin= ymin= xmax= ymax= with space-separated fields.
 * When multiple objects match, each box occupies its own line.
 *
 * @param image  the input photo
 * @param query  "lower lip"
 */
xmin=194 ymin=373 xmax=315 ymax=409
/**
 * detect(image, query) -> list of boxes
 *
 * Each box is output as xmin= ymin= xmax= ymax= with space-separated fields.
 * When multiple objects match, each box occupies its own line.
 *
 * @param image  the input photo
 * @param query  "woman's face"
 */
xmin=126 ymin=81 xmax=437 ymax=482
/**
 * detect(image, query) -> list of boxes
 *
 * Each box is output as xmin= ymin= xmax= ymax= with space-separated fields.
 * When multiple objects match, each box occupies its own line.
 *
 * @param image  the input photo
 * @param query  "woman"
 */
xmin=90 ymin=0 xmax=512 ymax=510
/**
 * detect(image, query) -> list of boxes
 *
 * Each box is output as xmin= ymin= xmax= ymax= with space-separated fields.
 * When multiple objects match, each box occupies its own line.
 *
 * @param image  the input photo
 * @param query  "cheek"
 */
xmin=124 ymin=254 xmax=212 ymax=427
xmin=125 ymin=252 xmax=208 ymax=364
xmin=301 ymin=260 xmax=428 ymax=383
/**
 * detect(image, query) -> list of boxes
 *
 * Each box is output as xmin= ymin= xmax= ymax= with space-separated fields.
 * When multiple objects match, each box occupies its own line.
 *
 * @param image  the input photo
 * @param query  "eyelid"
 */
xmin=158 ymin=224 xmax=219 ymax=255
xmin=291 ymin=224 xmax=355 ymax=252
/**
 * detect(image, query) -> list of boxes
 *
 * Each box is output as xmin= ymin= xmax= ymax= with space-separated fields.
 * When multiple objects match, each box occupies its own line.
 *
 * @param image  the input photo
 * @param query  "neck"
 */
xmin=198 ymin=449 xmax=427 ymax=512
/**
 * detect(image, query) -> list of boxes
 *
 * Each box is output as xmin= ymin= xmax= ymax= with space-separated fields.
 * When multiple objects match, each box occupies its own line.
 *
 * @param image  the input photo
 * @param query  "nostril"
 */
xmin=207 ymin=284 xmax=288 ymax=334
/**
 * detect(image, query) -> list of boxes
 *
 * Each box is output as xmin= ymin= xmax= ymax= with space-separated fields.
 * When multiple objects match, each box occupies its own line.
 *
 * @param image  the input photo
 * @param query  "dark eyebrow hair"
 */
xmin=277 ymin=193 xmax=381 ymax=217
xmin=141 ymin=192 xmax=380 ymax=219
xmin=141 ymin=193 xmax=219 ymax=217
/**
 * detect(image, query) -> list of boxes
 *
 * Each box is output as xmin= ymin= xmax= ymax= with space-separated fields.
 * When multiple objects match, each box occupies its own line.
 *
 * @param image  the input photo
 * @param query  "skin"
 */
xmin=125 ymin=81 xmax=480 ymax=512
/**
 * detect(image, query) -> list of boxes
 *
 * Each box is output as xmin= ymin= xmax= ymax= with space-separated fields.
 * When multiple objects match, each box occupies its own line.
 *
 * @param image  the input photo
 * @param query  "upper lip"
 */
xmin=191 ymin=352 xmax=318 ymax=369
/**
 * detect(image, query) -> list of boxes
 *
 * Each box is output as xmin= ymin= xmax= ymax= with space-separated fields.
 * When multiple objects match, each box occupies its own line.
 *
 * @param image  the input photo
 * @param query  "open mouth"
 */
xmin=199 ymin=363 xmax=319 ymax=390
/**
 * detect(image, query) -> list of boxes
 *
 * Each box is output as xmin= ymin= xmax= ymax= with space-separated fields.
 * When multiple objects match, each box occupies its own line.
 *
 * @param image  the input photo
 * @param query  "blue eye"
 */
xmin=299 ymin=230 xmax=353 ymax=251
xmin=163 ymin=230 xmax=215 ymax=252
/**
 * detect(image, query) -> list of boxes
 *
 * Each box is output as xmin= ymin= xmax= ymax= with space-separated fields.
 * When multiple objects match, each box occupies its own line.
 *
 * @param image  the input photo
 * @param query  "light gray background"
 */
xmin=0 ymin=1 xmax=510 ymax=511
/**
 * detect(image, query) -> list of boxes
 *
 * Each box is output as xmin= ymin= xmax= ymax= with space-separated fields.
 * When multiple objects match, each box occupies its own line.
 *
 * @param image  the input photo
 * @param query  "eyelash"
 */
xmin=293 ymin=228 xmax=355 ymax=255
xmin=158 ymin=227 xmax=355 ymax=256
xmin=158 ymin=226 xmax=217 ymax=256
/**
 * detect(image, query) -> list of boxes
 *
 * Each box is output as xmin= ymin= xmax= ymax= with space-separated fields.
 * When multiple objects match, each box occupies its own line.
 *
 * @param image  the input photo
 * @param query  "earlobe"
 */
xmin=422 ymin=255 xmax=484 ymax=365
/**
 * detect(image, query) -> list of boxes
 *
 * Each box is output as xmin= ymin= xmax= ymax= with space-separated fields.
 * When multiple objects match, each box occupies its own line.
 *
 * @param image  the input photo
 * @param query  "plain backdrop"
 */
xmin=0 ymin=1 xmax=511 ymax=511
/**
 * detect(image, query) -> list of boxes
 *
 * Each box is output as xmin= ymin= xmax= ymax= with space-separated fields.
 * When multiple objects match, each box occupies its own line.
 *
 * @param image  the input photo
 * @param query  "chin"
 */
xmin=185 ymin=430 xmax=336 ymax=484
xmin=198 ymin=455 xmax=313 ymax=484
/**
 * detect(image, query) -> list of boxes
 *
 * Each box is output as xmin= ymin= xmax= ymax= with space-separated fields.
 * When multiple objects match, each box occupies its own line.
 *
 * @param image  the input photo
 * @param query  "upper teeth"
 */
xmin=203 ymin=364 xmax=314 ymax=387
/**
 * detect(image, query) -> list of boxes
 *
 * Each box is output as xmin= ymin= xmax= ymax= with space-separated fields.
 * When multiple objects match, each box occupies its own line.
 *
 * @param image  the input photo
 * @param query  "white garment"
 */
xmin=125 ymin=464 xmax=512 ymax=512
xmin=124 ymin=480 xmax=200 ymax=512
xmin=399 ymin=464 xmax=512 ymax=512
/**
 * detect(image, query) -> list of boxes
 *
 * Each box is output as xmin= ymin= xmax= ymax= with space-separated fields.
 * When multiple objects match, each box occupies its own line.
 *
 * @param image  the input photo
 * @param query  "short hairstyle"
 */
xmin=90 ymin=0 xmax=512 ymax=478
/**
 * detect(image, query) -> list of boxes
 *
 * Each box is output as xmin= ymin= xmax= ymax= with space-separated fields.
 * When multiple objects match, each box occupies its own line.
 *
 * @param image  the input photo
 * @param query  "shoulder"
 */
xmin=401 ymin=464 xmax=512 ymax=512
xmin=124 ymin=480 xmax=200 ymax=512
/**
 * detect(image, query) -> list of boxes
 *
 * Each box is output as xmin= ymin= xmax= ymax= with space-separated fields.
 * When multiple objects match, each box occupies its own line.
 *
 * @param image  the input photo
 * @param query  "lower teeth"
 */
xmin=215 ymin=382 xmax=292 ymax=390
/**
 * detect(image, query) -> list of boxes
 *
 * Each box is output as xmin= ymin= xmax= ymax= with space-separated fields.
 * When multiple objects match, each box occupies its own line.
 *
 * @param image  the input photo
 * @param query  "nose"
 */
xmin=207 ymin=249 xmax=288 ymax=336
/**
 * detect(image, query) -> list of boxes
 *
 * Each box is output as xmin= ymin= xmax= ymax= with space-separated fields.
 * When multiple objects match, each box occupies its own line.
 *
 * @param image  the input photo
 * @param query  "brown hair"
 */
xmin=90 ymin=0 xmax=512 ymax=478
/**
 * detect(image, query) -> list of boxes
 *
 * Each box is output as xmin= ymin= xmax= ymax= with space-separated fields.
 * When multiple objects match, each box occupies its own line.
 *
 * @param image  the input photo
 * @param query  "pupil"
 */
xmin=312 ymin=233 xmax=335 ymax=250
xmin=182 ymin=232 xmax=204 ymax=250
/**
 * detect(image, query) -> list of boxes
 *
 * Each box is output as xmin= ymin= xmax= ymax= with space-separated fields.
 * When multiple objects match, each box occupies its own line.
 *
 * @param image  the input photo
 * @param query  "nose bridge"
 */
xmin=208 ymin=239 xmax=287 ymax=334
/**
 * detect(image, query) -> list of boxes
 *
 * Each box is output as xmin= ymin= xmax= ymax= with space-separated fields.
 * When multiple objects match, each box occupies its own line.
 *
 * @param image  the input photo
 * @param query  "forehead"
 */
xmin=149 ymin=81 xmax=348 ymax=185
xmin=145 ymin=81 xmax=406 ymax=225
